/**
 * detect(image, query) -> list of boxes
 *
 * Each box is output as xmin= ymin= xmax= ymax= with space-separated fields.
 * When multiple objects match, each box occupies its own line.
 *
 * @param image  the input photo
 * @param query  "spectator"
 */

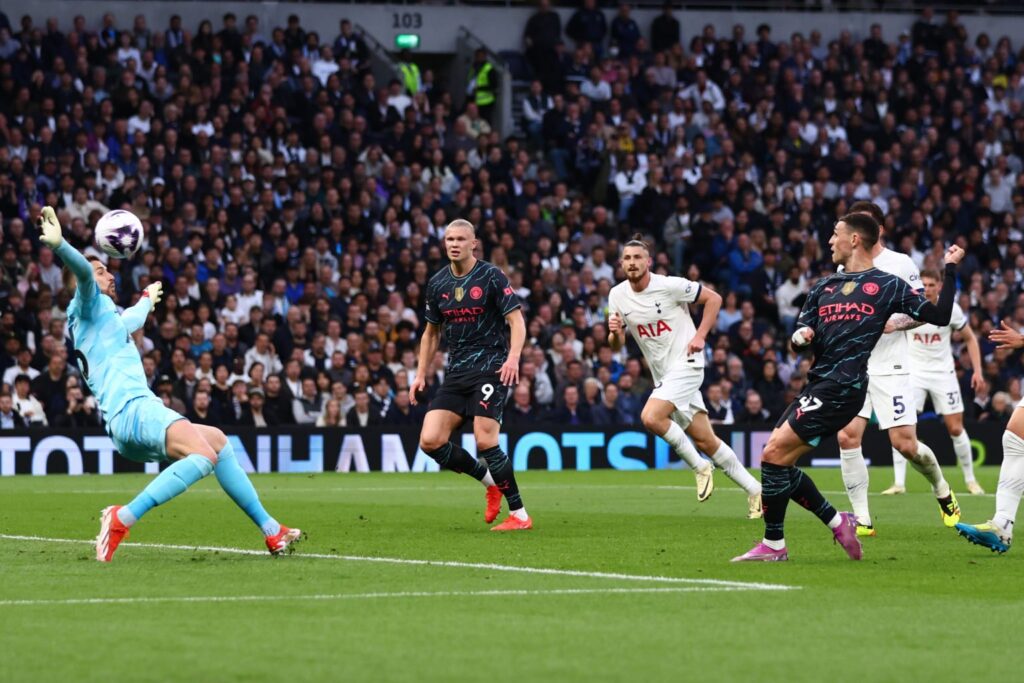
xmin=347 ymin=387 xmax=381 ymax=427
xmin=609 ymin=3 xmax=640 ymax=59
xmin=591 ymin=382 xmax=630 ymax=426
xmin=292 ymin=377 xmax=324 ymax=425
xmin=549 ymin=385 xmax=591 ymax=425
xmin=736 ymin=390 xmax=772 ymax=424
xmin=247 ymin=387 xmax=269 ymax=428
xmin=705 ymin=383 xmax=735 ymax=425
xmin=566 ymin=0 xmax=607 ymax=55
xmin=650 ymin=3 xmax=680 ymax=54
xmin=316 ymin=398 xmax=345 ymax=428
xmin=263 ymin=375 xmax=295 ymax=426
xmin=12 ymin=375 xmax=46 ymax=426
xmin=0 ymin=393 xmax=27 ymax=428
xmin=54 ymin=381 xmax=101 ymax=428
xmin=187 ymin=389 xmax=220 ymax=426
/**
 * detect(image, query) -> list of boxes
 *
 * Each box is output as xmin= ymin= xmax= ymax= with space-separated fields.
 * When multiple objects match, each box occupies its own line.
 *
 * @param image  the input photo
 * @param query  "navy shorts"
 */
xmin=777 ymin=379 xmax=866 ymax=447
xmin=428 ymin=371 xmax=507 ymax=425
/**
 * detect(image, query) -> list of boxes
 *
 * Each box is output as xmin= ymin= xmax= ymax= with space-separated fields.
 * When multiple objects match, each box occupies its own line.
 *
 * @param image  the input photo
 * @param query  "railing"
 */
xmin=455 ymin=26 xmax=514 ymax=140
xmin=354 ymin=22 xmax=404 ymax=93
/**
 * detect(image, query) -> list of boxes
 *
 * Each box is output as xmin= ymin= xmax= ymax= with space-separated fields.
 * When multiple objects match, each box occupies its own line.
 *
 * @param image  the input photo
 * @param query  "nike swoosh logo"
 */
xmin=698 ymin=479 xmax=711 ymax=499
xmin=654 ymin=382 xmax=663 ymax=388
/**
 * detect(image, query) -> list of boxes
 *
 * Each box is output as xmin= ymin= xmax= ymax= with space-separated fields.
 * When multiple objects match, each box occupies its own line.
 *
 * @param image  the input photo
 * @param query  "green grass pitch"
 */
xmin=1 ymin=468 xmax=1022 ymax=682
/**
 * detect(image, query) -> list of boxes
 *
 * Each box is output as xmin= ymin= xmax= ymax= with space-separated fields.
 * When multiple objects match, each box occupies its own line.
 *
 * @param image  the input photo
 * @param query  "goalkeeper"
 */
xmin=39 ymin=206 xmax=302 ymax=561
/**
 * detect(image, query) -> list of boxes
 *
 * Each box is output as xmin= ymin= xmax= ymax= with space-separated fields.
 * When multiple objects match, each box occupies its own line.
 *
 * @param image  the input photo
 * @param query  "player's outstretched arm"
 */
xmin=38 ymin=206 xmax=97 ymax=299
xmin=121 ymin=282 xmax=163 ymax=333
xmin=409 ymin=322 xmax=441 ymax=406
xmin=499 ymin=309 xmax=525 ymax=386
xmin=689 ymin=285 xmax=721 ymax=355
xmin=905 ymin=248 xmax=963 ymax=325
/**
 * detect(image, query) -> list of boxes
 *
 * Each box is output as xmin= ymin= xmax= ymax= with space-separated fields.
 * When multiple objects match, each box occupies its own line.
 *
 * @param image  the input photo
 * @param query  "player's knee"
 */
xmin=837 ymin=429 xmax=858 ymax=450
xmin=640 ymin=409 xmax=661 ymax=432
xmin=419 ymin=435 xmax=446 ymax=453
xmin=948 ymin=423 xmax=964 ymax=437
xmin=893 ymin=436 xmax=917 ymax=459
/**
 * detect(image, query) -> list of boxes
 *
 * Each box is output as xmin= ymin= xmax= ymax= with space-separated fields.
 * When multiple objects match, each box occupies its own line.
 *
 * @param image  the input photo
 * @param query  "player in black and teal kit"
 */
xmin=733 ymin=212 xmax=965 ymax=562
xmin=410 ymin=219 xmax=531 ymax=530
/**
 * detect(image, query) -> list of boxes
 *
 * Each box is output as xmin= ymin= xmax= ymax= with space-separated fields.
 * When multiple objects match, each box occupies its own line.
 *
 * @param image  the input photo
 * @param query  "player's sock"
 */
xmin=663 ymin=422 xmax=711 ymax=473
xmin=993 ymin=431 xmax=1024 ymax=535
xmin=710 ymin=441 xmax=760 ymax=495
xmin=117 ymin=454 xmax=214 ymax=527
xmin=426 ymin=442 xmax=489 ymax=481
xmin=789 ymin=467 xmax=840 ymax=528
xmin=214 ymin=440 xmax=281 ymax=537
xmin=479 ymin=445 xmax=526 ymax=514
xmin=761 ymin=462 xmax=793 ymax=545
xmin=892 ymin=448 xmax=907 ymax=487
xmin=839 ymin=447 xmax=871 ymax=526
xmin=952 ymin=431 xmax=976 ymax=484
xmin=481 ymin=470 xmax=496 ymax=487
xmin=908 ymin=442 xmax=950 ymax=498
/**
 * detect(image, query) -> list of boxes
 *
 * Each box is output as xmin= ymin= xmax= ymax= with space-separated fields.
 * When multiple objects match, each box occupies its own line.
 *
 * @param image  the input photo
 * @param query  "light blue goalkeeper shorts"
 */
xmin=106 ymin=395 xmax=186 ymax=463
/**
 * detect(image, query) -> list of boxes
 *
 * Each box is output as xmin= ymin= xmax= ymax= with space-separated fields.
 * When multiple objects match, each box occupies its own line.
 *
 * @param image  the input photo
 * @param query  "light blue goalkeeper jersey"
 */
xmin=57 ymin=242 xmax=154 ymax=421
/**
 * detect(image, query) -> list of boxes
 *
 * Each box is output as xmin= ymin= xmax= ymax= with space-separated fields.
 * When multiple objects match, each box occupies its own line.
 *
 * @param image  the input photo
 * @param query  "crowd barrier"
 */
xmin=0 ymin=419 xmax=1006 ymax=475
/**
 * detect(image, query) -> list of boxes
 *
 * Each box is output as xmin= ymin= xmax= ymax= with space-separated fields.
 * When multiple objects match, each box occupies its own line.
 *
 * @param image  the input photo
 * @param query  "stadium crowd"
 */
xmin=0 ymin=5 xmax=1023 ymax=432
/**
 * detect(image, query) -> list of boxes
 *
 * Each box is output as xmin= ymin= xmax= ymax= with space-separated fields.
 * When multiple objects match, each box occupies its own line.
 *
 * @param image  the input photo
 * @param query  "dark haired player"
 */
xmin=410 ymin=219 xmax=531 ymax=530
xmin=733 ymin=213 xmax=964 ymax=562
xmin=608 ymin=236 xmax=762 ymax=518
xmin=836 ymin=201 xmax=960 ymax=538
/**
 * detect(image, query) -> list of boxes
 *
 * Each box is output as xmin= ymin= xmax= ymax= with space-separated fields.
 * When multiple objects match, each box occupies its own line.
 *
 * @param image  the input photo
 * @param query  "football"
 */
xmin=94 ymin=210 xmax=144 ymax=259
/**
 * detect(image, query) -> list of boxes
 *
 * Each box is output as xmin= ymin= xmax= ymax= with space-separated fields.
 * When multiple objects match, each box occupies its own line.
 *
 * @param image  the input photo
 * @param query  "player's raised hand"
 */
xmin=686 ymin=333 xmax=706 ymax=356
xmin=990 ymin=320 xmax=1024 ymax=350
xmin=37 ymin=206 xmax=63 ymax=248
xmin=408 ymin=375 xmax=426 ymax=405
xmin=498 ymin=356 xmax=520 ymax=386
xmin=607 ymin=312 xmax=624 ymax=334
xmin=943 ymin=245 xmax=965 ymax=265
xmin=143 ymin=281 xmax=163 ymax=305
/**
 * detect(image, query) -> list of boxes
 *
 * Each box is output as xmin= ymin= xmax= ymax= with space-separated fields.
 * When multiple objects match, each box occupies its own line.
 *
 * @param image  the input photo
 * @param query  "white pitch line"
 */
xmin=0 ymin=534 xmax=798 ymax=592
xmin=19 ymin=483 xmax=985 ymax=497
xmin=0 ymin=586 xmax=760 ymax=608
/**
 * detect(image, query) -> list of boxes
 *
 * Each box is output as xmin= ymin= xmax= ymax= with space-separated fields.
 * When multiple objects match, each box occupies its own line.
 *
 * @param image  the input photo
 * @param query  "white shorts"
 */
xmin=651 ymin=368 xmax=707 ymax=430
xmin=912 ymin=372 xmax=963 ymax=416
xmin=857 ymin=373 xmax=918 ymax=430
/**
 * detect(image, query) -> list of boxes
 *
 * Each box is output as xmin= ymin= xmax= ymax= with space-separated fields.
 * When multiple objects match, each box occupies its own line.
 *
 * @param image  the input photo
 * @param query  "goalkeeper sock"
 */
xmin=994 ymin=431 xmax=1024 ymax=536
xmin=892 ymin=448 xmax=907 ymax=488
xmin=214 ymin=440 xmax=280 ymax=537
xmin=710 ymin=441 xmax=760 ymax=495
xmin=118 ymin=454 xmax=213 ymax=527
xmin=951 ymin=431 xmax=976 ymax=484
xmin=839 ymin=447 xmax=871 ymax=526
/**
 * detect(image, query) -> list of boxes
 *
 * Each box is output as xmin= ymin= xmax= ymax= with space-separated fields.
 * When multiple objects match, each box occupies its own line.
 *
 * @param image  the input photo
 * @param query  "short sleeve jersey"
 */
xmin=608 ymin=274 xmax=703 ymax=382
xmin=908 ymin=303 xmax=967 ymax=375
xmin=424 ymin=260 xmax=521 ymax=376
xmin=797 ymin=267 xmax=935 ymax=387
xmin=864 ymin=248 xmax=921 ymax=375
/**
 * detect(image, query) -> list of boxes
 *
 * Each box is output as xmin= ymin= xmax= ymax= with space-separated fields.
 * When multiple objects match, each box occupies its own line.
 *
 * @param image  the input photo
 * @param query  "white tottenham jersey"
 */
xmin=608 ymin=273 xmax=703 ymax=382
xmin=862 ymin=248 xmax=921 ymax=376
xmin=908 ymin=302 xmax=967 ymax=375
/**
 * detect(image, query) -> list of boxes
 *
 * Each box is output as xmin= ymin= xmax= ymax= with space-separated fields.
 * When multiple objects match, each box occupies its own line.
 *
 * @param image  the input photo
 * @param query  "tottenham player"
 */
xmin=886 ymin=269 xmax=986 ymax=495
xmin=733 ymin=213 xmax=963 ymax=562
xmin=956 ymin=321 xmax=1024 ymax=553
xmin=37 ymin=207 xmax=299 ymax=562
xmin=607 ymin=236 xmax=762 ymax=518
xmin=410 ymin=219 xmax=531 ymax=531
xmin=836 ymin=202 xmax=959 ymax=537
